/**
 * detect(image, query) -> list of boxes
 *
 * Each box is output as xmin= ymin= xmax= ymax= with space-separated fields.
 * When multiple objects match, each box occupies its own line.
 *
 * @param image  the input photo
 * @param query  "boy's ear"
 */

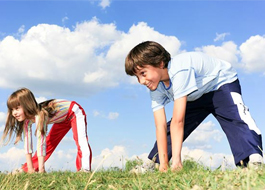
xmin=159 ymin=61 xmax=165 ymax=69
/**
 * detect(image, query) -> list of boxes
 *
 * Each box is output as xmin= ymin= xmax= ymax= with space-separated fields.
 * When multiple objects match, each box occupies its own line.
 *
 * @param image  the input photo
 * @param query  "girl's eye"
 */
xmin=14 ymin=106 xmax=20 ymax=111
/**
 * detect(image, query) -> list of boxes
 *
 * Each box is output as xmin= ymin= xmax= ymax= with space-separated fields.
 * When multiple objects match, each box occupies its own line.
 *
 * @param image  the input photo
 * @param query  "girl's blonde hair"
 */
xmin=1 ymin=88 xmax=56 ymax=145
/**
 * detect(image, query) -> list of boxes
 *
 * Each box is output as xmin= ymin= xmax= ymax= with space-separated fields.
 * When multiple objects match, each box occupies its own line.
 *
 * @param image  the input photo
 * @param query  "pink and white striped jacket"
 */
xmin=23 ymin=100 xmax=71 ymax=156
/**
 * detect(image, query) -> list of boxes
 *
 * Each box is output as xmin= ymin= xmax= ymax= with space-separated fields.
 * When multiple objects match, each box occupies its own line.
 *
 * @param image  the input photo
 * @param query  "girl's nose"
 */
xmin=12 ymin=110 xmax=17 ymax=116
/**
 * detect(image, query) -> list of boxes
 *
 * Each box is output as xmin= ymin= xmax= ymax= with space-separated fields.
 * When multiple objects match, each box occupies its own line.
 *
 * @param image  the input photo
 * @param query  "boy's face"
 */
xmin=135 ymin=65 xmax=163 ymax=91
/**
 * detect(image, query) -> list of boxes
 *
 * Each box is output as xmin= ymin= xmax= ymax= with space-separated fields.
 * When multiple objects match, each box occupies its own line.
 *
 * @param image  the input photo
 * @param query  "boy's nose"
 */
xmin=137 ymin=75 xmax=147 ymax=85
xmin=139 ymin=77 xmax=145 ymax=85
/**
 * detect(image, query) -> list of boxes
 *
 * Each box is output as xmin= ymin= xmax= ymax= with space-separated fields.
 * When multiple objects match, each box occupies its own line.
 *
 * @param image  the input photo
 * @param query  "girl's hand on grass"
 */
xmin=28 ymin=168 xmax=36 ymax=174
xmin=39 ymin=169 xmax=46 ymax=173
xmin=38 ymin=165 xmax=46 ymax=173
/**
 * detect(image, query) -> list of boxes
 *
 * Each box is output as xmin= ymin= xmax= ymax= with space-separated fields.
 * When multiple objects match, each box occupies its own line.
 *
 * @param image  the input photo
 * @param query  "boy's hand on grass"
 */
xmin=159 ymin=163 xmax=168 ymax=172
xmin=171 ymin=162 xmax=183 ymax=172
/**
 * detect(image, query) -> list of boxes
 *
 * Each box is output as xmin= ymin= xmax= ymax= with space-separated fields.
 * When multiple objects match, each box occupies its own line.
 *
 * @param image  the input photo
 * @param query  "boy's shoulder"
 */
xmin=169 ymin=52 xmax=201 ymax=69
xmin=171 ymin=51 xmax=220 ymax=68
xmin=173 ymin=51 xmax=206 ymax=59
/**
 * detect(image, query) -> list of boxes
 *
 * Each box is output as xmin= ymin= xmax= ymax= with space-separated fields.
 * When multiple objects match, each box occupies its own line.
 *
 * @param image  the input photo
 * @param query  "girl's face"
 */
xmin=12 ymin=106 xmax=26 ymax=121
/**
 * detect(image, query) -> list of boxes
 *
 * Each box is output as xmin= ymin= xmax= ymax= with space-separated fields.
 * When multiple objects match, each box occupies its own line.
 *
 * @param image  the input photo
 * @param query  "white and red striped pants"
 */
xmin=22 ymin=101 xmax=92 ymax=172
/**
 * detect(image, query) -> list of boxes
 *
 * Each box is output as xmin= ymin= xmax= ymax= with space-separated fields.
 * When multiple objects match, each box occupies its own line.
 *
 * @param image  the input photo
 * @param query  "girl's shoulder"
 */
xmin=52 ymin=99 xmax=72 ymax=108
xmin=52 ymin=99 xmax=71 ymax=104
xmin=23 ymin=118 xmax=34 ymax=125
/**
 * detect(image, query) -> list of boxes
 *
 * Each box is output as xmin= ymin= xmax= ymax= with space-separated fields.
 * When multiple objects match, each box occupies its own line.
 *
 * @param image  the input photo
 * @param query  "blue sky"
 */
xmin=0 ymin=0 xmax=265 ymax=172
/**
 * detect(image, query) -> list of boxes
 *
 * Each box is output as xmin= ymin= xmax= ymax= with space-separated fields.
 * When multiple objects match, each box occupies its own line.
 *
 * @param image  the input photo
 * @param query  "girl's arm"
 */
xmin=25 ymin=153 xmax=35 ymax=173
xmin=36 ymin=129 xmax=46 ymax=173
xmin=36 ymin=117 xmax=47 ymax=173
xmin=38 ymin=156 xmax=45 ymax=173
xmin=23 ymin=120 xmax=35 ymax=173
xmin=153 ymin=108 xmax=168 ymax=172
xmin=170 ymin=96 xmax=187 ymax=171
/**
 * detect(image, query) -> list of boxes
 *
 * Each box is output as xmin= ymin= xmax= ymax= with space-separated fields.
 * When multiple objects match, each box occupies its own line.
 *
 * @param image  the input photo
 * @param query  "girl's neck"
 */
xmin=27 ymin=116 xmax=35 ymax=122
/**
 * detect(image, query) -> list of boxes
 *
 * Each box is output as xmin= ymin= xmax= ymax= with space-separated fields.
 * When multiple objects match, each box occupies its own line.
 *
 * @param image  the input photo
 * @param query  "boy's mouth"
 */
xmin=146 ymin=83 xmax=151 ymax=88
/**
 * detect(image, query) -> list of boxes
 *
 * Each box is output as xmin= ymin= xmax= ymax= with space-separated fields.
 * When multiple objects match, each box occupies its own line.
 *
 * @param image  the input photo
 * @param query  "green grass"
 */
xmin=1 ymin=160 xmax=265 ymax=190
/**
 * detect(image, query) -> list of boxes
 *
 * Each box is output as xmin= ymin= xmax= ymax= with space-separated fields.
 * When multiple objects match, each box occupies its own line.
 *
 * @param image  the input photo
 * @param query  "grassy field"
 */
xmin=0 ymin=160 xmax=265 ymax=190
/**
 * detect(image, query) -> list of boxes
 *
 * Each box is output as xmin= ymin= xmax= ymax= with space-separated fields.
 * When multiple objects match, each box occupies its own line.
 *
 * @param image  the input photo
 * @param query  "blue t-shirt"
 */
xmin=150 ymin=52 xmax=238 ymax=112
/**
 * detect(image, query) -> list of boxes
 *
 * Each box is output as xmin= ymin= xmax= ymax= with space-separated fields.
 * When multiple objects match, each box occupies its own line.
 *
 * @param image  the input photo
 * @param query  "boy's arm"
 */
xmin=170 ymin=96 xmax=187 ymax=171
xmin=153 ymin=108 xmax=168 ymax=172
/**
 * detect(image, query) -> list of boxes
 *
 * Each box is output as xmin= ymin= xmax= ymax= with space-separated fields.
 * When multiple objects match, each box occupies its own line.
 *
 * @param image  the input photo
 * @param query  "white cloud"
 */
xmin=92 ymin=110 xmax=119 ymax=120
xmin=45 ymin=148 xmax=76 ymax=171
xmin=99 ymin=0 xmax=111 ymax=9
xmin=0 ymin=145 xmax=128 ymax=172
xmin=92 ymin=145 xmax=128 ymax=169
xmin=214 ymin=32 xmax=230 ymax=42
xmin=0 ymin=112 xmax=6 ymax=133
xmin=195 ymin=35 xmax=265 ymax=73
xmin=195 ymin=41 xmax=239 ymax=66
xmin=0 ymin=125 xmax=4 ymax=133
xmin=0 ymin=112 xmax=5 ymax=123
xmin=18 ymin=25 xmax=25 ymax=34
xmin=93 ymin=146 xmax=236 ymax=170
xmin=62 ymin=16 xmax=68 ymax=23
xmin=0 ymin=147 xmax=25 ymax=172
xmin=3 ymin=144 xmax=262 ymax=172
xmin=239 ymin=35 xmax=265 ymax=73
xmin=93 ymin=110 xmax=100 ymax=117
xmin=0 ymin=146 xmax=78 ymax=172
xmin=83 ymin=68 xmax=108 ymax=84
xmin=35 ymin=96 xmax=47 ymax=103
xmin=107 ymin=112 xmax=119 ymax=120
xmin=56 ymin=150 xmax=74 ymax=160
xmin=0 ymin=19 xmax=181 ymax=97
xmin=2 ymin=20 xmax=263 ymax=98
xmin=181 ymin=147 xmax=235 ymax=169
xmin=105 ymin=22 xmax=181 ymax=86
xmin=61 ymin=136 xmax=75 ymax=143
xmin=184 ymin=121 xmax=223 ymax=149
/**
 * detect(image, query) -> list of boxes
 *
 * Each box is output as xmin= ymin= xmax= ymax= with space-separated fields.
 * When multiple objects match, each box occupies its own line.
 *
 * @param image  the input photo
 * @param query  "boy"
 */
xmin=125 ymin=41 xmax=263 ymax=172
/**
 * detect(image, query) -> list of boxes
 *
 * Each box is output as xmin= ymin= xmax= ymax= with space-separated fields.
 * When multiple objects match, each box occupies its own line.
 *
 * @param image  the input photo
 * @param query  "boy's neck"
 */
xmin=162 ymin=80 xmax=170 ymax=88
xmin=161 ymin=68 xmax=170 ymax=87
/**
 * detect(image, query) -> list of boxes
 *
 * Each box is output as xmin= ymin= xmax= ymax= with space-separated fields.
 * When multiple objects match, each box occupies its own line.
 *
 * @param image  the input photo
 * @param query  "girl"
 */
xmin=1 ymin=88 xmax=92 ymax=173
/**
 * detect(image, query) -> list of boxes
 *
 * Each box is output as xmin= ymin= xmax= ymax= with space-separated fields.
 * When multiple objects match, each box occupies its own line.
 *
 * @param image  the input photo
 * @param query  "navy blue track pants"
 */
xmin=148 ymin=79 xmax=263 ymax=166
